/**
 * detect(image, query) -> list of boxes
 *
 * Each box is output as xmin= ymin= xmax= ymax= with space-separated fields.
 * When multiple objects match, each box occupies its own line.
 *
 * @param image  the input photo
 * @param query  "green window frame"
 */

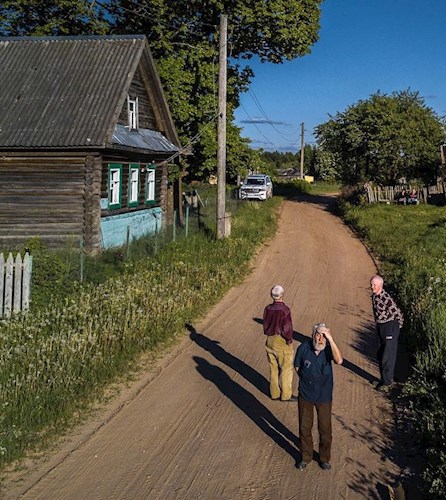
xmin=108 ymin=163 xmax=122 ymax=209
xmin=128 ymin=164 xmax=140 ymax=207
xmin=145 ymin=165 xmax=156 ymax=205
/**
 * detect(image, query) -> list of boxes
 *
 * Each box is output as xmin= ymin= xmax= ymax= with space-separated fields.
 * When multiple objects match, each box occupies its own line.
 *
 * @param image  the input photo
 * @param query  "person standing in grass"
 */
xmin=263 ymin=285 xmax=297 ymax=402
xmin=294 ymin=323 xmax=343 ymax=471
xmin=370 ymin=274 xmax=404 ymax=392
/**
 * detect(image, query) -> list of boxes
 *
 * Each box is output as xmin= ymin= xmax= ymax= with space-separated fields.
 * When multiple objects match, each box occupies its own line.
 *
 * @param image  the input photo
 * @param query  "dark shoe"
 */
xmin=296 ymin=461 xmax=308 ymax=470
xmin=377 ymin=383 xmax=393 ymax=393
xmin=282 ymin=395 xmax=299 ymax=402
xmin=320 ymin=462 xmax=331 ymax=470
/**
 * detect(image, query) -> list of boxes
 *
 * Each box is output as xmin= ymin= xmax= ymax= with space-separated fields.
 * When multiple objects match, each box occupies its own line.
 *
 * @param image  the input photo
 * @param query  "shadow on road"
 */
xmin=187 ymin=324 xmax=270 ymax=396
xmin=275 ymin=189 xmax=339 ymax=213
xmin=193 ymin=356 xmax=301 ymax=463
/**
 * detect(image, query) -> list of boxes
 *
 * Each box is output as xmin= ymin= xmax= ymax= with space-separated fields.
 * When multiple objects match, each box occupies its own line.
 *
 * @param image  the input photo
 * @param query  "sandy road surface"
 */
xmin=4 ymin=196 xmax=407 ymax=499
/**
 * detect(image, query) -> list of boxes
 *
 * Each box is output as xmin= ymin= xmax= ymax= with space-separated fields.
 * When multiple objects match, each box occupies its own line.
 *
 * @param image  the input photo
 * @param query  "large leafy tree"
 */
xmin=315 ymin=90 xmax=445 ymax=185
xmin=106 ymin=0 xmax=322 ymax=179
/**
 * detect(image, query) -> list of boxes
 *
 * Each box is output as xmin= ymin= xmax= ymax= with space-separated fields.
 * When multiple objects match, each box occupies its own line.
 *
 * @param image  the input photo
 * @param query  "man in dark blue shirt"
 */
xmin=294 ymin=323 xmax=343 ymax=471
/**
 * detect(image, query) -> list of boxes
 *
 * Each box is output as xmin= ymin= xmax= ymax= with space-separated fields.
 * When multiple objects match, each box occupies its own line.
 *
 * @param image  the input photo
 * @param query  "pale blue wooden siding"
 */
xmin=100 ymin=207 xmax=162 ymax=249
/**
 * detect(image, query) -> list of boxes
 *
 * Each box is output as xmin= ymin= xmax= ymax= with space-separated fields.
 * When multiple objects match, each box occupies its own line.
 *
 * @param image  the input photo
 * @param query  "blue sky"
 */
xmin=234 ymin=0 xmax=446 ymax=153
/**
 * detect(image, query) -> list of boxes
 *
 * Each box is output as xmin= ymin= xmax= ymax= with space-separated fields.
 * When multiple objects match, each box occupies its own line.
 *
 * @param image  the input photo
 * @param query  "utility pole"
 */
xmin=216 ymin=13 xmax=229 ymax=239
xmin=300 ymin=122 xmax=305 ymax=180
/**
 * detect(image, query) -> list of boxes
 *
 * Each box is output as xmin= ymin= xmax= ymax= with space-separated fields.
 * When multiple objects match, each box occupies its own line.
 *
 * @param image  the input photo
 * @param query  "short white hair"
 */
xmin=312 ymin=322 xmax=327 ymax=336
xmin=270 ymin=285 xmax=284 ymax=300
xmin=371 ymin=275 xmax=384 ymax=285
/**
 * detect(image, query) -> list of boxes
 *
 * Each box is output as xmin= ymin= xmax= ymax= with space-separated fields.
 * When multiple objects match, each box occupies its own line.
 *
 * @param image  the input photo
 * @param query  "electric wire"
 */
xmin=247 ymin=88 xmax=298 ymax=141
xmin=238 ymin=102 xmax=276 ymax=148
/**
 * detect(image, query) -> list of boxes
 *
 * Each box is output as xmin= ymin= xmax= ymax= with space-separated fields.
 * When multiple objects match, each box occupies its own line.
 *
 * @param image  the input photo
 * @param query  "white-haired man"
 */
xmin=370 ymin=274 xmax=404 ymax=392
xmin=294 ymin=323 xmax=343 ymax=471
xmin=263 ymin=285 xmax=297 ymax=402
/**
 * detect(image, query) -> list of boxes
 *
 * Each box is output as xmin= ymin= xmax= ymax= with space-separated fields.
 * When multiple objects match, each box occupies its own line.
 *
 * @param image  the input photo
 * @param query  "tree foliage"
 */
xmin=0 ymin=0 xmax=109 ymax=36
xmin=0 ymin=0 xmax=323 ymax=179
xmin=315 ymin=90 xmax=445 ymax=185
xmin=107 ymin=0 xmax=322 ymax=179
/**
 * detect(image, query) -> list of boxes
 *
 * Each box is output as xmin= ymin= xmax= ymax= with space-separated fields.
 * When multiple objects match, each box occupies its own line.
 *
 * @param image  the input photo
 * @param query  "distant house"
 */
xmin=0 ymin=35 xmax=182 ymax=252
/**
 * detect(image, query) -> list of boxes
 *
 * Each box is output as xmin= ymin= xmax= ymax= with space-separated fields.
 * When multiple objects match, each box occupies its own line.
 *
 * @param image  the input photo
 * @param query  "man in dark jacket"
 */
xmin=263 ymin=285 xmax=297 ymax=402
xmin=294 ymin=323 xmax=343 ymax=471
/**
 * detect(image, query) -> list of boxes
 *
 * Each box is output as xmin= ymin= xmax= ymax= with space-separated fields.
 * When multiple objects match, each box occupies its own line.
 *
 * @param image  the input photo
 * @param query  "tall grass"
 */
xmin=339 ymin=200 xmax=446 ymax=498
xmin=0 ymin=196 xmax=281 ymax=470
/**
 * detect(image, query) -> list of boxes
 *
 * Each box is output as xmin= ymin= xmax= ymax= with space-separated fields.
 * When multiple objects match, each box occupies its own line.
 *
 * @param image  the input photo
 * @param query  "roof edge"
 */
xmin=0 ymin=35 xmax=146 ymax=42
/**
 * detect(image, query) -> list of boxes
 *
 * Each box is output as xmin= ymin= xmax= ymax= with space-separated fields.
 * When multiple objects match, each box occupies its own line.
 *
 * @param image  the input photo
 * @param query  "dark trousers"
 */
xmin=376 ymin=319 xmax=400 ymax=385
xmin=298 ymin=396 xmax=332 ymax=463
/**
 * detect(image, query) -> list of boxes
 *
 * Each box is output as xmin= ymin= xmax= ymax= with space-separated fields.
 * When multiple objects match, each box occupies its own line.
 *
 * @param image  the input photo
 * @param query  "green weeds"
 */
xmin=340 ymin=201 xmax=446 ymax=498
xmin=0 ymin=195 xmax=281 ymax=470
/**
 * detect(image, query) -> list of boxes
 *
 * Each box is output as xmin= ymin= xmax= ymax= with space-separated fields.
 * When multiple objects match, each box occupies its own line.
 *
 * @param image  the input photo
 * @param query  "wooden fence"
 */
xmin=365 ymin=183 xmax=446 ymax=205
xmin=0 ymin=252 xmax=32 ymax=318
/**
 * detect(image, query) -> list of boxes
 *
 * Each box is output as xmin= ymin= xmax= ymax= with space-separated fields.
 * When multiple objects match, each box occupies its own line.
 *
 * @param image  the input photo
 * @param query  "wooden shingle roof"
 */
xmin=0 ymin=35 xmax=179 ymax=151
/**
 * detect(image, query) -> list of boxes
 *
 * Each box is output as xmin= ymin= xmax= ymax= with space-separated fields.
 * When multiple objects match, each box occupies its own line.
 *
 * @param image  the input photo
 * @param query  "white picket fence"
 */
xmin=0 ymin=252 xmax=33 ymax=318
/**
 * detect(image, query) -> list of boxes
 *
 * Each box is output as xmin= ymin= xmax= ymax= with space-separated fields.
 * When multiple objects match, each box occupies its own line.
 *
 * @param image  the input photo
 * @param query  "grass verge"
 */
xmin=339 ymin=199 xmax=446 ymax=499
xmin=0 ymin=196 xmax=281 ymax=471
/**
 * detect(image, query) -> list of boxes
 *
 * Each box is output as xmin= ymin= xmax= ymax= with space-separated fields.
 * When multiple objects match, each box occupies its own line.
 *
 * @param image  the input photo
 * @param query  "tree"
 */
xmin=300 ymin=144 xmax=316 ymax=175
xmin=315 ymin=90 xmax=445 ymax=185
xmin=0 ymin=0 xmax=109 ymax=36
xmin=107 ymin=0 xmax=323 ymax=178
xmin=313 ymin=149 xmax=340 ymax=181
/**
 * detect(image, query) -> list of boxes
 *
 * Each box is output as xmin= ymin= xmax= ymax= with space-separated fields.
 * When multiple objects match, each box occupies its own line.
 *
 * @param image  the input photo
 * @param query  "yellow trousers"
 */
xmin=265 ymin=335 xmax=294 ymax=400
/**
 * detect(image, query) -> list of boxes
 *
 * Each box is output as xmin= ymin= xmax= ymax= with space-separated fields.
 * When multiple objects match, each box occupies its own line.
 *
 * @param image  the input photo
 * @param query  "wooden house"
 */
xmin=0 ymin=35 xmax=181 ymax=253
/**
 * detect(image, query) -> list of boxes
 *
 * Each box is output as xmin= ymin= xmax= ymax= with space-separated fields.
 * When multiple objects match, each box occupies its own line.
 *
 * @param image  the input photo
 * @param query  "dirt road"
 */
xmin=4 ymin=196 xmax=405 ymax=499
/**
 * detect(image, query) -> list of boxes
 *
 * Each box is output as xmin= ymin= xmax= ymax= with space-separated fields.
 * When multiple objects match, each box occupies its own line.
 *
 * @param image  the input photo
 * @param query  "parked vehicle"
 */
xmin=239 ymin=174 xmax=273 ymax=201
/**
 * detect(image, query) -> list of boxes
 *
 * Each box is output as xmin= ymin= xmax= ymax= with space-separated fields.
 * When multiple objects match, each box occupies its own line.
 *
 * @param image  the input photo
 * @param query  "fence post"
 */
xmin=173 ymin=211 xmax=177 ymax=242
xmin=22 ymin=252 xmax=32 ymax=312
xmin=13 ymin=253 xmax=23 ymax=314
xmin=126 ymin=225 xmax=131 ymax=259
xmin=0 ymin=253 xmax=4 ymax=317
xmin=4 ymin=253 xmax=13 ymax=318
xmin=154 ymin=218 xmax=159 ymax=254
xmin=79 ymin=239 xmax=85 ymax=283
xmin=185 ymin=206 xmax=190 ymax=238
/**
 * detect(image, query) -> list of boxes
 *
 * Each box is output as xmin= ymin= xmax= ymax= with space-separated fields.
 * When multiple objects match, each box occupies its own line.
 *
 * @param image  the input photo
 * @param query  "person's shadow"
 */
xmin=187 ymin=323 xmax=270 ymax=396
xmin=193 ymin=356 xmax=301 ymax=462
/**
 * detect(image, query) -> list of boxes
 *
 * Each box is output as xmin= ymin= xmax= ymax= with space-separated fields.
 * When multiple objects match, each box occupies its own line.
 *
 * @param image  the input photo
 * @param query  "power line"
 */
xmin=247 ymin=88 xmax=299 ymax=140
xmin=239 ymin=102 xmax=276 ymax=147
xmin=153 ymin=111 xmax=221 ymax=167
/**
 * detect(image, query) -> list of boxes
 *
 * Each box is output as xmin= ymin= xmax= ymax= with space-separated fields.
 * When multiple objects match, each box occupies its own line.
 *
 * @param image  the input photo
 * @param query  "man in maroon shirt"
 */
xmin=263 ymin=285 xmax=297 ymax=401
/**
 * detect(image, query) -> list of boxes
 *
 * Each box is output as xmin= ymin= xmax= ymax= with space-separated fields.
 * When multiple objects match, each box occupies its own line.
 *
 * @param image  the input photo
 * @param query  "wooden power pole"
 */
xmin=216 ymin=13 xmax=229 ymax=239
xmin=300 ymin=122 xmax=305 ymax=180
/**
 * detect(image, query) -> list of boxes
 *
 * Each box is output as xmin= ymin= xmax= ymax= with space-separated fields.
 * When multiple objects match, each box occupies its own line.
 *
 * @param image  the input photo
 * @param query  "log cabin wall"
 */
xmin=117 ymin=67 xmax=158 ymax=131
xmin=84 ymin=154 xmax=103 ymax=254
xmin=0 ymin=152 xmax=90 ymax=249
